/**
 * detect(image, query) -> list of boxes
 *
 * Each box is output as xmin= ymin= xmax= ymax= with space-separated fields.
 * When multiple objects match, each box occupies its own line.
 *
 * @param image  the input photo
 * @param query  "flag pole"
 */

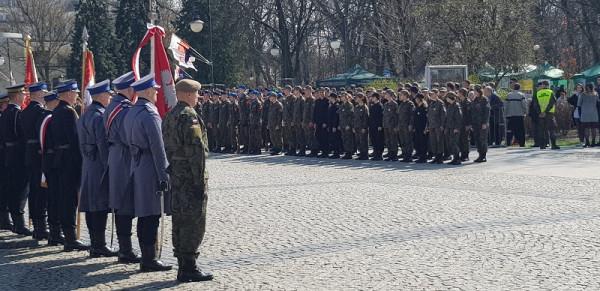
xmin=76 ymin=27 xmax=89 ymax=240
xmin=149 ymin=0 xmax=156 ymax=74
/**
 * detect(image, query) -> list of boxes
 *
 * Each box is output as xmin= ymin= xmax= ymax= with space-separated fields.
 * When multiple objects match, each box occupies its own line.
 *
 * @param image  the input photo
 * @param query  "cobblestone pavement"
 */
xmin=2 ymin=147 xmax=600 ymax=290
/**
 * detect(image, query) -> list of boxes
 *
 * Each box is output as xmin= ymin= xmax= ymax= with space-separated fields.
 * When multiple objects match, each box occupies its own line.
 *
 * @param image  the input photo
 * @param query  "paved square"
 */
xmin=1 ymin=148 xmax=600 ymax=290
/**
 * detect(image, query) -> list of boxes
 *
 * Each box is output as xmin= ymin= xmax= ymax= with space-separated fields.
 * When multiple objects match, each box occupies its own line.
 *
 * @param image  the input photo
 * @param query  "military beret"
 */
xmin=249 ymin=90 xmax=260 ymax=95
xmin=175 ymin=79 xmax=201 ymax=93
xmin=228 ymin=92 xmax=237 ymax=97
xmin=6 ymin=83 xmax=25 ymax=94
xmin=267 ymin=92 xmax=277 ymax=97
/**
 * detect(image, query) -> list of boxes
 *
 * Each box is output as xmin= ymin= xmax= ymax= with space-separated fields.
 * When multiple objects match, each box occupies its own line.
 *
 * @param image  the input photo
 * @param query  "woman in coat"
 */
xmin=578 ymin=84 xmax=600 ymax=147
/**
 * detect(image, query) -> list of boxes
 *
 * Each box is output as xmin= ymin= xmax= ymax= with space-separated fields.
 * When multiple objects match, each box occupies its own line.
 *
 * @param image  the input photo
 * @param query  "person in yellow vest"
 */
xmin=532 ymin=81 xmax=560 ymax=150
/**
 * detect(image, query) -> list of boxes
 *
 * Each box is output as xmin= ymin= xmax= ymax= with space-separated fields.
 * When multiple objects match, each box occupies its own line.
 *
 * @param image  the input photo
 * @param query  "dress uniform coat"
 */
xmin=78 ymin=101 xmax=109 ymax=212
xmin=353 ymin=104 xmax=369 ymax=158
xmin=427 ymin=99 xmax=446 ymax=156
xmin=39 ymin=110 xmax=62 ymax=238
xmin=382 ymin=100 xmax=399 ymax=158
xmin=398 ymin=100 xmax=415 ymax=159
xmin=261 ymin=99 xmax=270 ymax=148
xmin=338 ymin=101 xmax=355 ymax=155
xmin=218 ymin=100 xmax=231 ymax=151
xmin=123 ymin=98 xmax=170 ymax=218
xmin=228 ymin=100 xmax=240 ymax=152
xmin=413 ymin=104 xmax=428 ymax=161
xmin=238 ymin=99 xmax=250 ymax=151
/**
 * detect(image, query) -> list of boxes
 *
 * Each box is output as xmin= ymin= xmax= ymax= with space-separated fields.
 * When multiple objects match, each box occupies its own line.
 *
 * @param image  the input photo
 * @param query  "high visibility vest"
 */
xmin=536 ymin=89 xmax=555 ymax=113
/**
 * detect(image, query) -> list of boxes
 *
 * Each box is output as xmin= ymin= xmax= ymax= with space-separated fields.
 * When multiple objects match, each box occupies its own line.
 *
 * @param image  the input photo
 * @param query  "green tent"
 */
xmin=573 ymin=64 xmax=600 ymax=82
xmin=316 ymin=65 xmax=388 ymax=88
xmin=524 ymin=62 xmax=564 ymax=80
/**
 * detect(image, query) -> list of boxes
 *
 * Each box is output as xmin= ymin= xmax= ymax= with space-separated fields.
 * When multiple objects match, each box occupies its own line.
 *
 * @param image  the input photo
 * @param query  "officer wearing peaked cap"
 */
xmin=21 ymin=82 xmax=50 ymax=240
xmin=50 ymin=80 xmax=90 ymax=251
xmin=104 ymin=71 xmax=141 ymax=264
xmin=78 ymin=80 xmax=119 ymax=258
xmin=0 ymin=83 xmax=33 ymax=236
xmin=0 ymin=91 xmax=14 ymax=231
xmin=123 ymin=73 xmax=172 ymax=272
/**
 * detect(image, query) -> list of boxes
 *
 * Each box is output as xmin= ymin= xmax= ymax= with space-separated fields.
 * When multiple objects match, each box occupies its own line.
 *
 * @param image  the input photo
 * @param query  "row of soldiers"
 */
xmin=0 ymin=73 xmax=213 ymax=282
xmin=196 ymin=83 xmax=493 ymax=164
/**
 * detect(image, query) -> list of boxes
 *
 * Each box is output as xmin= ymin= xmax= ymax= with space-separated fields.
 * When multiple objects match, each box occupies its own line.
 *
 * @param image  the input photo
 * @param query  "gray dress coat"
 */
xmin=123 ymin=98 xmax=171 ymax=218
xmin=77 ymin=101 xmax=109 ymax=212
xmin=104 ymin=94 xmax=135 ymax=215
xmin=577 ymin=93 xmax=599 ymax=123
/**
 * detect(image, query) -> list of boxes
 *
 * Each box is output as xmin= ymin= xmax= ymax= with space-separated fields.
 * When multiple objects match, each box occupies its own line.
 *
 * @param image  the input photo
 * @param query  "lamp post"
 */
xmin=270 ymin=44 xmax=280 ymax=86
xmin=533 ymin=44 xmax=541 ymax=65
xmin=330 ymin=39 xmax=341 ymax=74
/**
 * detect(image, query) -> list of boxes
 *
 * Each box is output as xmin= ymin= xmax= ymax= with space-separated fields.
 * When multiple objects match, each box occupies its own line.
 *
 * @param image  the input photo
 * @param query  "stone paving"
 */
xmin=1 ymin=147 xmax=600 ymax=290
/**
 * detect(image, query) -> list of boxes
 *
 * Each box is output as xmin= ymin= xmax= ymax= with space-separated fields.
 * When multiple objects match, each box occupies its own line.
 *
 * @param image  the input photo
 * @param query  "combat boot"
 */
xmin=448 ymin=155 xmax=462 ymax=165
xmin=329 ymin=152 xmax=340 ymax=159
xmin=63 ymin=227 xmax=89 ymax=252
xmin=140 ymin=244 xmax=172 ymax=272
xmin=89 ymin=230 xmax=118 ymax=258
xmin=177 ymin=257 xmax=213 ymax=282
xmin=307 ymin=150 xmax=318 ymax=158
xmin=32 ymin=218 xmax=49 ymax=240
xmin=12 ymin=214 xmax=33 ymax=236
xmin=117 ymin=236 xmax=141 ymax=264
xmin=474 ymin=153 xmax=487 ymax=163
xmin=0 ymin=211 xmax=13 ymax=230
xmin=342 ymin=153 xmax=353 ymax=160
xmin=297 ymin=149 xmax=306 ymax=157
xmin=48 ymin=224 xmax=65 ymax=246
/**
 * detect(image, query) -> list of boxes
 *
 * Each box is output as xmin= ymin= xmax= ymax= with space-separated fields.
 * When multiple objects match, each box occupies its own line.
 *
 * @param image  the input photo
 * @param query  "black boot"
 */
xmin=48 ymin=224 xmax=65 ymax=246
xmin=371 ymin=152 xmax=383 ymax=161
xmin=474 ymin=153 xmax=487 ymax=163
xmin=448 ymin=155 xmax=462 ymax=165
xmin=0 ymin=211 xmax=13 ymax=230
xmin=32 ymin=218 xmax=49 ymax=240
xmin=177 ymin=257 xmax=213 ymax=282
xmin=140 ymin=244 xmax=172 ymax=272
xmin=89 ymin=230 xmax=118 ymax=258
xmin=117 ymin=236 xmax=141 ymax=264
xmin=460 ymin=153 xmax=469 ymax=162
xmin=297 ymin=149 xmax=306 ymax=157
xmin=435 ymin=154 xmax=444 ymax=164
xmin=342 ymin=153 xmax=353 ymax=160
xmin=12 ymin=214 xmax=33 ymax=236
xmin=329 ymin=152 xmax=340 ymax=159
xmin=63 ymin=227 xmax=89 ymax=252
xmin=307 ymin=151 xmax=318 ymax=158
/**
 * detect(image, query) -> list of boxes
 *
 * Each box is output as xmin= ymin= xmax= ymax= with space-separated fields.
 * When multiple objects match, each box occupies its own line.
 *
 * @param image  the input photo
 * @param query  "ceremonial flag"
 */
xmin=81 ymin=27 xmax=95 ymax=108
xmin=174 ymin=65 xmax=193 ymax=82
xmin=23 ymin=35 xmax=38 ymax=107
xmin=169 ymin=34 xmax=197 ymax=71
xmin=132 ymin=25 xmax=176 ymax=118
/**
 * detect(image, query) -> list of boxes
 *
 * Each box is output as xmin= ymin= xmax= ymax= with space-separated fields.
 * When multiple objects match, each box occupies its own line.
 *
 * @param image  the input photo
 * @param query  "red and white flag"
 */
xmin=81 ymin=27 xmax=95 ymax=107
xmin=131 ymin=25 xmax=176 ymax=118
xmin=23 ymin=35 xmax=38 ymax=107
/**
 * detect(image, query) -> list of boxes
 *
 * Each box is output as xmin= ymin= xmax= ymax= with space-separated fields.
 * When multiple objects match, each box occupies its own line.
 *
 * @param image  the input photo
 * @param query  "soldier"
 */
xmin=398 ymin=90 xmax=415 ymax=163
xmin=353 ymin=93 xmax=369 ymax=160
xmin=124 ymin=74 xmax=172 ymax=272
xmin=328 ymin=93 xmax=342 ymax=159
xmin=21 ymin=83 xmax=49 ymax=239
xmin=444 ymin=92 xmax=463 ymax=165
xmin=78 ymin=80 xmax=118 ymax=257
xmin=200 ymin=93 xmax=210 ymax=126
xmin=228 ymin=93 xmax=240 ymax=153
xmin=217 ymin=93 xmax=231 ymax=153
xmin=248 ymin=90 xmax=263 ymax=155
xmin=267 ymin=92 xmax=284 ymax=155
xmin=0 ymin=84 xmax=32 ymax=236
xmin=282 ymin=86 xmax=296 ymax=155
xmin=238 ymin=93 xmax=250 ymax=153
xmin=426 ymin=89 xmax=446 ymax=164
xmin=0 ymin=93 xmax=11 ymax=230
xmin=292 ymin=87 xmax=305 ymax=156
xmin=207 ymin=92 xmax=219 ymax=152
xmin=162 ymin=79 xmax=213 ymax=282
xmin=338 ymin=92 xmax=355 ymax=159
xmin=413 ymin=94 xmax=429 ymax=163
xmin=457 ymin=88 xmax=472 ymax=161
xmin=51 ymin=80 xmax=89 ymax=250
xmin=369 ymin=93 xmax=384 ymax=161
xmin=382 ymin=90 xmax=399 ymax=161
xmin=301 ymin=87 xmax=317 ymax=157
xmin=104 ymin=72 xmax=141 ymax=263
xmin=471 ymin=86 xmax=491 ymax=162
xmin=39 ymin=91 xmax=65 ymax=245
xmin=261 ymin=93 xmax=271 ymax=151
xmin=314 ymin=89 xmax=330 ymax=158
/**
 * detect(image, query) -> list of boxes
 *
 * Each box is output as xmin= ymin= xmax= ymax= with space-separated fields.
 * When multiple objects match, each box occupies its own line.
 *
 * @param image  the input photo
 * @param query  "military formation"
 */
xmin=198 ymin=82 xmax=503 ymax=164
xmin=0 ymin=73 xmax=213 ymax=283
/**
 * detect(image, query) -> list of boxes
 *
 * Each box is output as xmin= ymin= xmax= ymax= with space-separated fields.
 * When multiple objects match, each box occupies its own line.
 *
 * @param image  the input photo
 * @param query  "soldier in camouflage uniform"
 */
xmin=228 ymin=93 xmax=240 ymax=153
xmin=162 ymin=79 xmax=213 ymax=282
xmin=471 ymin=86 xmax=491 ymax=162
xmin=248 ymin=90 xmax=263 ymax=154
xmin=457 ymin=88 xmax=472 ymax=161
xmin=398 ymin=90 xmax=415 ymax=162
xmin=382 ymin=90 xmax=399 ymax=161
xmin=238 ymin=94 xmax=250 ymax=154
xmin=207 ymin=93 xmax=219 ymax=152
xmin=267 ymin=92 xmax=284 ymax=155
xmin=302 ymin=86 xmax=318 ymax=157
xmin=353 ymin=93 xmax=369 ymax=160
xmin=444 ymin=92 xmax=463 ymax=165
xmin=292 ymin=87 xmax=305 ymax=156
xmin=338 ymin=92 xmax=355 ymax=159
xmin=426 ymin=89 xmax=446 ymax=164
xmin=217 ymin=93 xmax=231 ymax=153
xmin=282 ymin=86 xmax=296 ymax=155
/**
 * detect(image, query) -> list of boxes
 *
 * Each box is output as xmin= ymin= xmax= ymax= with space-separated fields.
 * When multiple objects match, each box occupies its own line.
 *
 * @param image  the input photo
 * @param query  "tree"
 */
xmin=68 ymin=0 xmax=118 ymax=81
xmin=114 ymin=0 xmax=151 ymax=74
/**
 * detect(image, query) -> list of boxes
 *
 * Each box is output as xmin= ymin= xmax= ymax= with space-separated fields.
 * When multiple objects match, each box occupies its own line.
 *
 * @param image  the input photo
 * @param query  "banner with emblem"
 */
xmin=24 ymin=34 xmax=38 ymax=108
xmin=81 ymin=27 xmax=95 ymax=108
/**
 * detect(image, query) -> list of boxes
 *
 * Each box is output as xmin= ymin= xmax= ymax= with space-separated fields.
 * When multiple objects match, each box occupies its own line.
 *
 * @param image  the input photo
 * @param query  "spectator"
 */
xmin=504 ymin=83 xmax=527 ymax=147
xmin=485 ymin=86 xmax=504 ymax=146
xmin=578 ymin=84 xmax=600 ymax=147
xmin=568 ymin=84 xmax=585 ymax=146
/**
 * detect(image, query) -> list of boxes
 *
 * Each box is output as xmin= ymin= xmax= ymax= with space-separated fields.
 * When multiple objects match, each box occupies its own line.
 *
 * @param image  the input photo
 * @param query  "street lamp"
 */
xmin=270 ymin=44 xmax=280 ymax=57
xmin=330 ymin=39 xmax=341 ymax=50
xmin=424 ymin=40 xmax=432 ymax=48
xmin=190 ymin=19 xmax=205 ymax=33
xmin=533 ymin=44 xmax=540 ymax=51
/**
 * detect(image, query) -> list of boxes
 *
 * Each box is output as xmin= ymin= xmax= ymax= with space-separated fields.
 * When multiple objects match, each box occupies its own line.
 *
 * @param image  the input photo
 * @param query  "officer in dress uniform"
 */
xmin=0 ymin=93 xmax=12 ymax=230
xmin=39 ymin=91 xmax=65 ymax=245
xmin=163 ymin=79 xmax=213 ymax=282
xmin=0 ymin=84 xmax=32 ymax=236
xmin=123 ymin=74 xmax=172 ymax=272
xmin=78 ymin=80 xmax=118 ymax=257
xmin=21 ymin=82 xmax=50 ymax=240
xmin=50 ymin=80 xmax=89 ymax=251
xmin=104 ymin=72 xmax=141 ymax=263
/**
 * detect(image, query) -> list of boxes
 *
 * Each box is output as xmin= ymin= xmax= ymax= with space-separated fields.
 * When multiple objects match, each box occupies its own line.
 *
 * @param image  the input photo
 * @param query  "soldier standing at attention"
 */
xmin=104 ymin=72 xmax=141 ymax=263
xmin=238 ymin=93 xmax=250 ymax=153
xmin=261 ymin=93 xmax=271 ymax=151
xmin=444 ymin=92 xmax=463 ymax=165
xmin=282 ymin=86 xmax=296 ymax=155
xmin=248 ymin=90 xmax=264 ymax=155
xmin=302 ymin=87 xmax=318 ymax=157
xmin=426 ymin=89 xmax=446 ymax=164
xmin=382 ymin=90 xmax=399 ymax=161
xmin=51 ymin=80 xmax=89 ymax=250
xmin=328 ymin=93 xmax=342 ymax=159
xmin=353 ymin=93 xmax=369 ymax=160
xmin=0 ymin=93 xmax=12 ymax=230
xmin=268 ymin=92 xmax=284 ymax=155
xmin=228 ymin=93 xmax=240 ymax=153
xmin=398 ymin=90 xmax=415 ymax=163
xmin=163 ymin=79 xmax=213 ymax=282
xmin=0 ymin=84 xmax=31 ymax=236
xmin=124 ymin=74 xmax=171 ymax=272
xmin=217 ymin=92 xmax=231 ymax=153
xmin=368 ymin=93 xmax=384 ymax=161
xmin=206 ymin=92 xmax=219 ymax=152
xmin=21 ymin=82 xmax=49 ymax=239
xmin=457 ymin=88 xmax=472 ymax=161
xmin=413 ymin=94 xmax=429 ymax=163
xmin=292 ymin=87 xmax=305 ymax=156
xmin=314 ymin=89 xmax=330 ymax=158
xmin=471 ymin=86 xmax=491 ymax=162
xmin=78 ymin=80 xmax=118 ymax=258
xmin=338 ymin=92 xmax=355 ymax=159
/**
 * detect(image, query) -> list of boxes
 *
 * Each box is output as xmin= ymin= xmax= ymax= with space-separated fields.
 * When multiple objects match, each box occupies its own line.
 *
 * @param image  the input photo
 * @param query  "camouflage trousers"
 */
xmin=171 ymin=177 xmax=208 ymax=260
xmin=304 ymin=125 xmax=318 ymax=151
xmin=239 ymin=125 xmax=249 ymax=148
xmin=472 ymin=126 xmax=489 ymax=155
xmin=354 ymin=129 xmax=369 ymax=156
xmin=248 ymin=125 xmax=262 ymax=152
xmin=230 ymin=126 xmax=239 ymax=152
xmin=445 ymin=129 xmax=460 ymax=157
xmin=459 ymin=128 xmax=470 ymax=156
xmin=384 ymin=128 xmax=399 ymax=154
xmin=399 ymin=128 xmax=413 ymax=158
xmin=429 ymin=127 xmax=444 ymax=155
xmin=341 ymin=127 xmax=355 ymax=154
xmin=269 ymin=127 xmax=283 ymax=151
xmin=294 ymin=124 xmax=305 ymax=152
xmin=207 ymin=126 xmax=217 ymax=151
xmin=283 ymin=125 xmax=296 ymax=151
xmin=218 ymin=126 xmax=230 ymax=149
